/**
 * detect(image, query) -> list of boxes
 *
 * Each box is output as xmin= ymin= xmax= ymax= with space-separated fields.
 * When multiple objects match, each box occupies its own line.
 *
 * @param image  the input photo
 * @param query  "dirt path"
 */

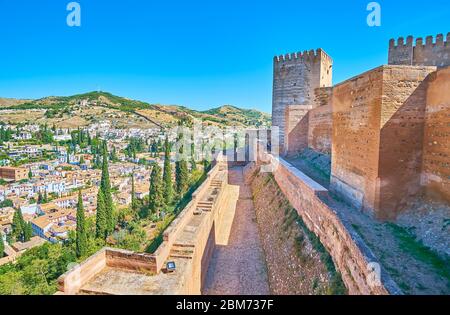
xmin=203 ymin=166 xmax=270 ymax=295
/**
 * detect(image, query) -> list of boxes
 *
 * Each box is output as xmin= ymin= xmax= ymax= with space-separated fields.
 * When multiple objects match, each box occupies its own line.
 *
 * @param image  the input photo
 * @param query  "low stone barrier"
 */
xmin=254 ymin=147 xmax=402 ymax=295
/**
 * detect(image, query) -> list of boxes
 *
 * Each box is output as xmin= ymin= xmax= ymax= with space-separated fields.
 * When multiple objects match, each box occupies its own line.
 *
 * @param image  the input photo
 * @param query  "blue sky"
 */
xmin=0 ymin=0 xmax=449 ymax=113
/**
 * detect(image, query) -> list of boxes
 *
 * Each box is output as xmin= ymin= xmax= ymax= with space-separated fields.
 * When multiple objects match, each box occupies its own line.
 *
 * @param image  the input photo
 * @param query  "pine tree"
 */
xmin=95 ymin=189 xmax=107 ymax=239
xmin=100 ymin=141 xmax=114 ymax=234
xmin=148 ymin=164 xmax=164 ymax=217
xmin=131 ymin=173 xmax=137 ymax=211
xmin=0 ymin=235 xmax=4 ymax=258
xmin=37 ymin=192 xmax=43 ymax=204
xmin=76 ymin=190 xmax=87 ymax=258
xmin=43 ymin=190 xmax=48 ymax=203
xmin=162 ymin=136 xmax=173 ymax=205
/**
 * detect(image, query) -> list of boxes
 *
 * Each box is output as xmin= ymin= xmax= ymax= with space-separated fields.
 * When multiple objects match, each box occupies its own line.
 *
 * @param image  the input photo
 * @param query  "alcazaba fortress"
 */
xmin=56 ymin=33 xmax=450 ymax=295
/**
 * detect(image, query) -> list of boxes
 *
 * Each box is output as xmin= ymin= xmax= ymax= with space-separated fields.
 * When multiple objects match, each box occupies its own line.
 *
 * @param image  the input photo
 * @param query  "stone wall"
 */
xmin=389 ymin=33 xmax=450 ymax=68
xmin=57 ymin=157 xmax=230 ymax=295
xmin=272 ymin=49 xmax=333 ymax=150
xmin=284 ymin=105 xmax=311 ymax=156
xmin=421 ymin=67 xmax=450 ymax=202
xmin=255 ymin=149 xmax=401 ymax=295
xmin=330 ymin=65 xmax=436 ymax=219
xmin=331 ymin=66 xmax=384 ymax=214
xmin=378 ymin=66 xmax=435 ymax=220
xmin=308 ymin=95 xmax=332 ymax=154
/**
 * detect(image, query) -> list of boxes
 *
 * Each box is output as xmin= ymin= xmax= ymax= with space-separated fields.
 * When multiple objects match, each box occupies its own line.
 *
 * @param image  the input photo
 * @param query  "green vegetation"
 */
xmin=34 ymin=124 xmax=54 ymax=144
xmin=101 ymin=142 xmax=114 ymax=235
xmin=385 ymin=222 xmax=450 ymax=282
xmin=11 ymin=209 xmax=31 ymax=243
xmin=201 ymin=105 xmax=271 ymax=127
xmin=76 ymin=191 xmax=87 ymax=258
xmin=125 ymin=137 xmax=146 ymax=159
xmin=0 ymin=199 xmax=13 ymax=208
xmin=131 ymin=173 xmax=137 ymax=211
xmin=0 ymin=215 xmax=104 ymax=295
xmin=0 ymin=91 xmax=271 ymax=129
xmin=146 ymin=167 xmax=208 ymax=253
xmin=148 ymin=164 xmax=165 ymax=217
xmin=0 ymin=126 xmax=13 ymax=144
xmin=175 ymin=126 xmax=189 ymax=195
xmin=162 ymin=136 xmax=173 ymax=205
xmin=0 ymin=237 xmax=4 ymax=258
xmin=95 ymin=189 xmax=107 ymax=239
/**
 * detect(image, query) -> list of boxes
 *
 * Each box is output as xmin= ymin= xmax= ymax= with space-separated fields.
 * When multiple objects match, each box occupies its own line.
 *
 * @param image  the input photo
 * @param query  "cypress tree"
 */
xmin=148 ymin=164 xmax=164 ymax=217
xmin=162 ymin=136 xmax=173 ymax=205
xmin=95 ymin=189 xmax=107 ymax=239
xmin=0 ymin=235 xmax=4 ymax=258
xmin=12 ymin=209 xmax=25 ymax=242
xmin=24 ymin=222 xmax=32 ymax=242
xmin=175 ymin=129 xmax=189 ymax=195
xmin=131 ymin=173 xmax=137 ymax=211
xmin=76 ymin=190 xmax=87 ymax=258
xmin=101 ymin=141 xmax=114 ymax=234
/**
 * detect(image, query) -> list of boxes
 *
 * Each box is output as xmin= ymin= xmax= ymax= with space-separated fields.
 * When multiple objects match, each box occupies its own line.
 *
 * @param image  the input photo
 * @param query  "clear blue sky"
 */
xmin=0 ymin=0 xmax=449 ymax=113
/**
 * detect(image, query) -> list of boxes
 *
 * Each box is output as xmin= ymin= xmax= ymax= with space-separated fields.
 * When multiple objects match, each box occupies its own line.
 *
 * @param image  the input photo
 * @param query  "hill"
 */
xmin=0 ymin=92 xmax=270 ymax=129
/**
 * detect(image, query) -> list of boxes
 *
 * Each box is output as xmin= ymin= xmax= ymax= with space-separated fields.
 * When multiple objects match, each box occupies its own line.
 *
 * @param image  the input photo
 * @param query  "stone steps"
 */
xmin=170 ymin=244 xmax=195 ymax=259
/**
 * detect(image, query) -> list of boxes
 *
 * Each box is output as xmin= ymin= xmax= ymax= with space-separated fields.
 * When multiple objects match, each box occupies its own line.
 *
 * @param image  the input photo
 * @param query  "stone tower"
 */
xmin=272 ymin=49 xmax=333 ymax=151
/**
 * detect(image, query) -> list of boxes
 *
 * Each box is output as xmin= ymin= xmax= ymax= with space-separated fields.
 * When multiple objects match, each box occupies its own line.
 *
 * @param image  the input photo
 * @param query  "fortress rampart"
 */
xmin=254 ymin=146 xmax=401 ymax=295
xmin=57 ymin=156 xmax=230 ymax=295
xmin=278 ymin=33 xmax=450 ymax=220
xmin=389 ymin=33 xmax=450 ymax=68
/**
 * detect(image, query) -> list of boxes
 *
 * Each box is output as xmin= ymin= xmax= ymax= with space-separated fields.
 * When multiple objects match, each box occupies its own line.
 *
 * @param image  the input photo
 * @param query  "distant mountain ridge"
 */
xmin=0 ymin=91 xmax=271 ymax=129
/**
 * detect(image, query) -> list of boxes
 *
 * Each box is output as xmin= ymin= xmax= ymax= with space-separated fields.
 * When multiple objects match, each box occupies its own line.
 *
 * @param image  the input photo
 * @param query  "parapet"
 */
xmin=389 ymin=33 xmax=450 ymax=68
xmin=274 ymin=48 xmax=332 ymax=64
xmin=389 ymin=33 xmax=450 ymax=48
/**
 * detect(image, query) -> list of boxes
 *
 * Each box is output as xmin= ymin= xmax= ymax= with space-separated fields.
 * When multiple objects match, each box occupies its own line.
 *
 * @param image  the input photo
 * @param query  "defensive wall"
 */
xmin=255 ymin=145 xmax=401 ymax=295
xmin=389 ymin=33 xmax=450 ymax=68
xmin=57 ymin=155 xmax=230 ymax=295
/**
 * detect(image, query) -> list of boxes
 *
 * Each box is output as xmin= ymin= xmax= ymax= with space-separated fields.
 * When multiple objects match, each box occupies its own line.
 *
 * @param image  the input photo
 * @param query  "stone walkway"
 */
xmin=203 ymin=166 xmax=270 ymax=295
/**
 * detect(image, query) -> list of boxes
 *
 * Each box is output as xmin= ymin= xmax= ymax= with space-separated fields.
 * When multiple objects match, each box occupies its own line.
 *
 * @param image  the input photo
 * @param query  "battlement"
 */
xmin=274 ymin=48 xmax=332 ymax=63
xmin=388 ymin=32 xmax=450 ymax=68
xmin=389 ymin=33 xmax=450 ymax=48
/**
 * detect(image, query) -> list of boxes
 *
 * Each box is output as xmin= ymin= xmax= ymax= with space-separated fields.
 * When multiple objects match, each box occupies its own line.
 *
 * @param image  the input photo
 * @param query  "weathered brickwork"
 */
xmin=253 ymin=150 xmax=401 ymax=295
xmin=284 ymin=105 xmax=311 ymax=156
xmin=421 ymin=67 xmax=450 ymax=202
xmin=307 ymin=106 xmax=332 ymax=154
xmin=331 ymin=67 xmax=384 ymax=214
xmin=378 ymin=66 xmax=436 ymax=220
xmin=389 ymin=33 xmax=450 ymax=68
xmin=272 ymin=49 xmax=333 ymax=151
xmin=330 ymin=65 xmax=436 ymax=219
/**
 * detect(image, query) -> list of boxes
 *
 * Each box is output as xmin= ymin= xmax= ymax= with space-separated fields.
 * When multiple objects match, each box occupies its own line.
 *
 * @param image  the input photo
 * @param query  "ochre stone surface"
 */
xmin=330 ymin=65 xmax=436 ymax=219
xmin=308 ymin=102 xmax=332 ymax=154
xmin=422 ymin=67 xmax=450 ymax=202
xmin=254 ymin=152 xmax=401 ymax=295
xmin=284 ymin=105 xmax=311 ymax=156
